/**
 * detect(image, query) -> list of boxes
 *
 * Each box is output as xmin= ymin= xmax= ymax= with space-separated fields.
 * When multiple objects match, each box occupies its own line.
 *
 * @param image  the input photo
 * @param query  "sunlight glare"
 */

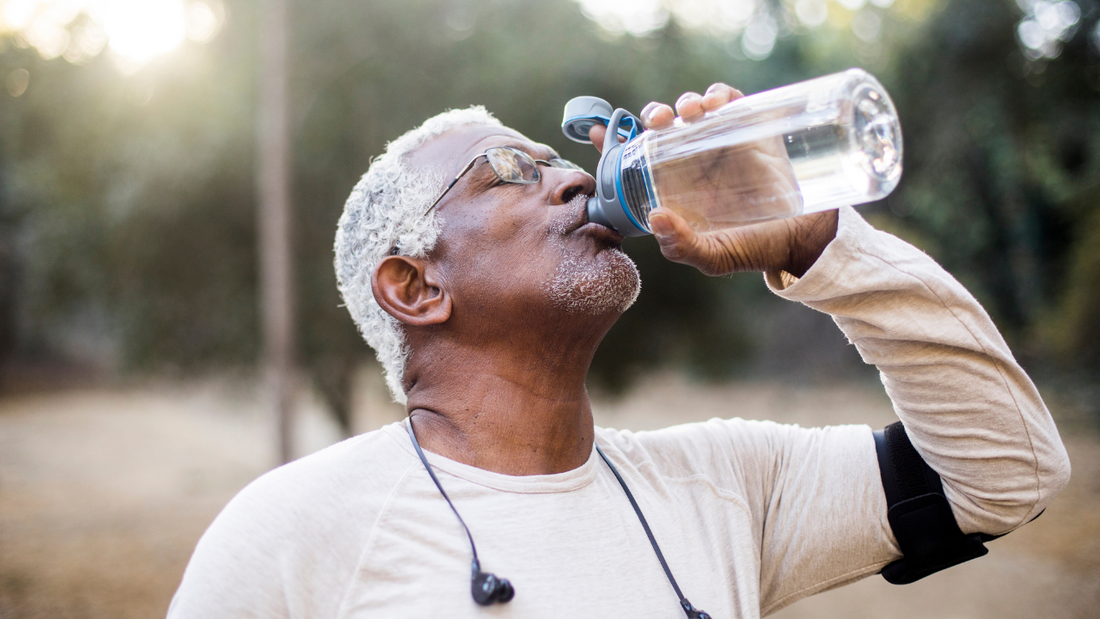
xmin=185 ymin=0 xmax=222 ymax=43
xmin=3 ymin=0 xmax=38 ymax=30
xmin=100 ymin=0 xmax=185 ymax=67
xmin=0 ymin=0 xmax=226 ymax=71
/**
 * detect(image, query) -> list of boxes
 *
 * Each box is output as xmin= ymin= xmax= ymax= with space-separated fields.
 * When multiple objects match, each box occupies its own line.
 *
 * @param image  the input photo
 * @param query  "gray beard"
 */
xmin=546 ymin=246 xmax=641 ymax=316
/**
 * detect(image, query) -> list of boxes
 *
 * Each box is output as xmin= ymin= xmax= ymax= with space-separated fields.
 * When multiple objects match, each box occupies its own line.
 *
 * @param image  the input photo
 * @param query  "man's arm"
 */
xmin=627 ymin=205 xmax=1070 ymax=614
xmin=623 ymin=82 xmax=1070 ymax=538
xmin=593 ymin=83 xmax=1069 ymax=611
xmin=766 ymin=206 xmax=1070 ymax=537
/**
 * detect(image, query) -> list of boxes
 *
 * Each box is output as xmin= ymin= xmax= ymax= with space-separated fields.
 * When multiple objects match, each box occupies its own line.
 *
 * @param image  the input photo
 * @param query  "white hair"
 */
xmin=334 ymin=106 xmax=503 ymax=404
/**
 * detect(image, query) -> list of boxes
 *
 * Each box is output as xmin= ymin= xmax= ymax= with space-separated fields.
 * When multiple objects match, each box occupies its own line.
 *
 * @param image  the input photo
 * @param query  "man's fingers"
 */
xmin=675 ymin=92 xmax=704 ymax=121
xmin=594 ymin=83 xmax=745 ymax=154
xmin=641 ymin=102 xmax=675 ymax=130
xmin=701 ymin=83 xmax=743 ymax=112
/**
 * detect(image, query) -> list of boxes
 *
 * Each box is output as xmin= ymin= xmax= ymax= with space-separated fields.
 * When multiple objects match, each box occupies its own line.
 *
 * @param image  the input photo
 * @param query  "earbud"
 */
xmin=409 ymin=417 xmax=707 ymax=617
xmin=681 ymin=599 xmax=712 ymax=619
xmin=407 ymin=420 xmax=517 ymax=607
xmin=471 ymin=569 xmax=514 ymax=605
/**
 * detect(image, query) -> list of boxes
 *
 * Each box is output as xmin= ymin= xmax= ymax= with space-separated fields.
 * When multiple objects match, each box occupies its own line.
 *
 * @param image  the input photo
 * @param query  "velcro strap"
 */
xmin=874 ymin=422 xmax=989 ymax=584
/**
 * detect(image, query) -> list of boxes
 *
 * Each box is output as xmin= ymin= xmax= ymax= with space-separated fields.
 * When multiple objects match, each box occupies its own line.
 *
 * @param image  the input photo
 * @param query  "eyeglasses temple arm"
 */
xmin=425 ymin=155 xmax=484 ymax=215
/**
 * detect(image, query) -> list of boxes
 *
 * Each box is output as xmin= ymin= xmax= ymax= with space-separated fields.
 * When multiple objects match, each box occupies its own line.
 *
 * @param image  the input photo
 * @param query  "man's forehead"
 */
xmin=408 ymin=124 xmax=554 ymax=175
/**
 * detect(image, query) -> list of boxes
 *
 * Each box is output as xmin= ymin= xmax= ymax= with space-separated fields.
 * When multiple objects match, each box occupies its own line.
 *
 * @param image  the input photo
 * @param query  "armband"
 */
xmin=873 ymin=422 xmax=991 ymax=584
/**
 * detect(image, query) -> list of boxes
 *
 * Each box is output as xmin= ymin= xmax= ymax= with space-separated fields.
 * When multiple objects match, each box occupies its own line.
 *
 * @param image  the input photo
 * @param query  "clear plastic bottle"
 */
xmin=562 ymin=68 xmax=903 ymax=236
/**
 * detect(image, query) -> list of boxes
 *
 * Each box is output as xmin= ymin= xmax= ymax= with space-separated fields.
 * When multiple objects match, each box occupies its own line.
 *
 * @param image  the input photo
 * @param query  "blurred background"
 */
xmin=0 ymin=0 xmax=1097 ymax=617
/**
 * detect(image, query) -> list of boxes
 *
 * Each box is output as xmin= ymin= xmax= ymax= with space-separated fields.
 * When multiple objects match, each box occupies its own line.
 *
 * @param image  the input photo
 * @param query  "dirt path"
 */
xmin=0 ymin=375 xmax=1096 ymax=618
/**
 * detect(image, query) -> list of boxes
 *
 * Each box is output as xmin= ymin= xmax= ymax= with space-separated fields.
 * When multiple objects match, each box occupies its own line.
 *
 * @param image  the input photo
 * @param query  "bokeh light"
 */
xmin=1015 ymin=0 xmax=1081 ymax=60
xmin=795 ymin=0 xmax=828 ymax=28
xmin=741 ymin=12 xmax=778 ymax=60
xmin=575 ymin=0 xmax=670 ymax=37
xmin=0 ymin=0 xmax=226 ymax=72
xmin=574 ymin=0 xmax=916 ymax=60
xmin=5 ymin=66 xmax=29 ymax=95
xmin=851 ymin=9 xmax=882 ymax=42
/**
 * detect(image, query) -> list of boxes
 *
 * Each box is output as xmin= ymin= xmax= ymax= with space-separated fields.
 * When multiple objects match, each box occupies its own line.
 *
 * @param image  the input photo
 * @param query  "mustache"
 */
xmin=554 ymin=192 xmax=592 ymax=235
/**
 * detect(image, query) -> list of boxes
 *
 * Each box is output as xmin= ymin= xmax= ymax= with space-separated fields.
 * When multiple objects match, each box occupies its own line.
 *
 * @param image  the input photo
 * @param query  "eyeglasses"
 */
xmin=424 ymin=146 xmax=584 ymax=215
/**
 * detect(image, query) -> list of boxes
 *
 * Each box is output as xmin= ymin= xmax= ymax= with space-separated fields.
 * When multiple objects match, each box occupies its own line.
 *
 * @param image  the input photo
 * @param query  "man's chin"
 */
xmin=546 ymin=247 xmax=641 ymax=316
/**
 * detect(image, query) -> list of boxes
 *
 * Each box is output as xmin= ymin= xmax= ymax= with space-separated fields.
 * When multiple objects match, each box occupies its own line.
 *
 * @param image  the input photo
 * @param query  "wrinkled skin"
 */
xmin=372 ymin=84 xmax=837 ymax=475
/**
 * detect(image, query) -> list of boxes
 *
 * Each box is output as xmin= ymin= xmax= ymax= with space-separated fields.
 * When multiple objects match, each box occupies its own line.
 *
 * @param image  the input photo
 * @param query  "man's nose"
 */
xmin=547 ymin=169 xmax=596 ymax=205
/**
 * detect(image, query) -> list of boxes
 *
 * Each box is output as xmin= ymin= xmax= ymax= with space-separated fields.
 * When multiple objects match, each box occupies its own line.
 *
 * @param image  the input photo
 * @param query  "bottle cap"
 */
xmin=562 ymin=96 xmax=638 ymax=144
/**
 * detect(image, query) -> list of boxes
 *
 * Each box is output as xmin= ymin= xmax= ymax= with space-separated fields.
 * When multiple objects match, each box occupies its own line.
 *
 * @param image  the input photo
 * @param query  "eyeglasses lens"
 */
xmin=486 ymin=148 xmax=540 ymax=184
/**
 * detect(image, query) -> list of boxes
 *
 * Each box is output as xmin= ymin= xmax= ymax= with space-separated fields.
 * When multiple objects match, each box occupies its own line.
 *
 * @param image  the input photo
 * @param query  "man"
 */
xmin=169 ymin=84 xmax=1070 ymax=618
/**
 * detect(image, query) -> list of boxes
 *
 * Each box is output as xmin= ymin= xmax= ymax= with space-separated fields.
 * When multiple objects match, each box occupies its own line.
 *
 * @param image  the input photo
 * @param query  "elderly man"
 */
xmin=169 ymin=85 xmax=1070 ymax=618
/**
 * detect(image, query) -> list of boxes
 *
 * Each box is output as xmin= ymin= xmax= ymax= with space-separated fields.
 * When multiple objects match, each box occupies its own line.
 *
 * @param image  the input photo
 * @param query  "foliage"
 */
xmin=0 ymin=0 xmax=1097 ymax=413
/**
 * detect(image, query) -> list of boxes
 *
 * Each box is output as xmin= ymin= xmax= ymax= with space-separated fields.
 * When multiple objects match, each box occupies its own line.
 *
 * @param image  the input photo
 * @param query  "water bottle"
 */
xmin=561 ymin=68 xmax=902 ymax=236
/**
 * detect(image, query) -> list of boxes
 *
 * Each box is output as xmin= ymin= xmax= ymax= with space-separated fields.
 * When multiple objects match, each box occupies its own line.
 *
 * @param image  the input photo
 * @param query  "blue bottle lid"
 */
xmin=562 ymin=96 xmax=638 ymax=144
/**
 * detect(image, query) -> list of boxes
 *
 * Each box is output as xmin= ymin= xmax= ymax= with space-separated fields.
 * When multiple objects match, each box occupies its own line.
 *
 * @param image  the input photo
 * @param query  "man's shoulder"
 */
xmin=170 ymin=424 xmax=419 ymax=618
xmin=596 ymin=417 xmax=798 ymax=457
xmin=595 ymin=418 xmax=871 ymax=479
xmin=212 ymin=422 xmax=419 ymax=539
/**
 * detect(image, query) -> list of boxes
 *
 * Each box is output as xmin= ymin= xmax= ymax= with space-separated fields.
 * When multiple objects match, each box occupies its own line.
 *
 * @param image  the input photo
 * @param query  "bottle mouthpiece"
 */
xmin=586 ymin=196 xmax=613 ymax=229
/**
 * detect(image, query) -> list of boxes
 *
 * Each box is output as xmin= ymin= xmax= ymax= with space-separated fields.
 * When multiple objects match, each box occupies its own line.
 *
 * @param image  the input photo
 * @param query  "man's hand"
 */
xmin=588 ymin=83 xmax=837 ymax=278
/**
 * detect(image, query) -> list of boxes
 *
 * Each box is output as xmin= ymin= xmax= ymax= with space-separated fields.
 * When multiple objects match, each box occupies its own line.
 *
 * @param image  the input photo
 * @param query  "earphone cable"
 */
xmin=406 ymin=418 xmax=482 ymax=571
xmin=596 ymin=444 xmax=711 ymax=619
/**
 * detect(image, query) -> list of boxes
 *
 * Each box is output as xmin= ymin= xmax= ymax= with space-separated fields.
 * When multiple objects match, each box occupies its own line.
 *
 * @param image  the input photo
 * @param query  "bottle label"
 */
xmin=618 ymin=139 xmax=659 ymax=230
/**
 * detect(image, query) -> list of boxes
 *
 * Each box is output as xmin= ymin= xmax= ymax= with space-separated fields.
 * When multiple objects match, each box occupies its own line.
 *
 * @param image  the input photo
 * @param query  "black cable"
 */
xmin=406 ymin=419 xmax=515 ymax=606
xmin=406 ymin=418 xmax=482 ymax=570
xmin=596 ymin=445 xmax=711 ymax=619
xmin=407 ymin=417 xmax=704 ymax=616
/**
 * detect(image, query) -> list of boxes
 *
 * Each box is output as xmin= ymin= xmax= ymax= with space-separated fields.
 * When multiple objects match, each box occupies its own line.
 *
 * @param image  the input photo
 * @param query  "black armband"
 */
xmin=873 ymin=422 xmax=991 ymax=584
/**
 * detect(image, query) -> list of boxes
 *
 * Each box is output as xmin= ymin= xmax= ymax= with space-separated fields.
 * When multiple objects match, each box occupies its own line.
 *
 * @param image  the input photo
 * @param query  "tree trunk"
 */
xmin=257 ymin=0 xmax=295 ymax=465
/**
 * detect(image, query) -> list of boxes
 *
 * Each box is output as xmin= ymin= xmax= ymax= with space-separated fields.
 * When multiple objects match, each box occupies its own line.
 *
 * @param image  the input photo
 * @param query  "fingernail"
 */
xmin=649 ymin=213 xmax=673 ymax=238
xmin=676 ymin=92 xmax=697 ymax=107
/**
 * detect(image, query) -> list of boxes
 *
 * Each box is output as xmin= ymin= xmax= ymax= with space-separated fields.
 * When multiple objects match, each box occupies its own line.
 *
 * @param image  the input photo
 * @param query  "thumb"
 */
xmin=648 ymin=207 xmax=703 ymax=264
xmin=588 ymin=125 xmax=629 ymax=154
xmin=588 ymin=125 xmax=608 ymax=154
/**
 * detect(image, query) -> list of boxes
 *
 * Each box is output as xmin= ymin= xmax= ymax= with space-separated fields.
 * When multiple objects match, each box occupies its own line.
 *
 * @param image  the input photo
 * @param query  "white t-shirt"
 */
xmin=168 ymin=207 xmax=1070 ymax=618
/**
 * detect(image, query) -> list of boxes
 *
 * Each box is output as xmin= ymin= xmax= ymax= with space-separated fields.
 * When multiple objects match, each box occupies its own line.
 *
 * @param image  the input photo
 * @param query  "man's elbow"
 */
xmin=956 ymin=443 xmax=1072 ymax=536
xmin=1038 ymin=441 xmax=1072 ymax=512
xmin=1026 ymin=432 xmax=1073 ymax=524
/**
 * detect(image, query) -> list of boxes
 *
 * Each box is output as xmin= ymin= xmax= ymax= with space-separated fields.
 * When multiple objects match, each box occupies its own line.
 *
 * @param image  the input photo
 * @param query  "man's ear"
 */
xmin=371 ymin=256 xmax=452 ymax=326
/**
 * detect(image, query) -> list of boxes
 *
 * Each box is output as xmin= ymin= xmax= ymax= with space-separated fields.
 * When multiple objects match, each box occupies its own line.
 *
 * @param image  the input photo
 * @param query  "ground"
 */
xmin=0 ymin=371 xmax=1097 ymax=619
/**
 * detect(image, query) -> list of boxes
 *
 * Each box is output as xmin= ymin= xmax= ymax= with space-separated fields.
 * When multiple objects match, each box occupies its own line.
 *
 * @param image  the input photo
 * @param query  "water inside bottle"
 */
xmin=642 ymin=78 xmax=902 ymax=232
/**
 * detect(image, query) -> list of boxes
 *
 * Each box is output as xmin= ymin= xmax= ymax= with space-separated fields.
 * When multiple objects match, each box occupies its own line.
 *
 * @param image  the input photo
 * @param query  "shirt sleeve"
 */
xmin=629 ymin=415 xmax=897 ymax=615
xmin=167 ymin=434 xmax=409 ymax=619
xmin=167 ymin=470 xmax=302 ymax=619
xmin=767 ymin=206 xmax=1070 ymax=538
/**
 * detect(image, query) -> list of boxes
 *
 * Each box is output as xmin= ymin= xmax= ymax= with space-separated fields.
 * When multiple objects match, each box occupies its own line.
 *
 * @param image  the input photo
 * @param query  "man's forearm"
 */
xmin=766 ymin=206 xmax=1071 ymax=536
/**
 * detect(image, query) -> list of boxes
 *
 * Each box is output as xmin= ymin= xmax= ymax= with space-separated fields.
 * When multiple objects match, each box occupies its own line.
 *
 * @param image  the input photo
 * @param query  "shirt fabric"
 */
xmin=168 ymin=207 xmax=1070 ymax=619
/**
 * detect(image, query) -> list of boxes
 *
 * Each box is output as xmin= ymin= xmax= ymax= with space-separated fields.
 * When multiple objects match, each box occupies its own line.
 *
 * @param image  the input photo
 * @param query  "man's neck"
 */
xmin=403 ymin=331 xmax=600 ymax=476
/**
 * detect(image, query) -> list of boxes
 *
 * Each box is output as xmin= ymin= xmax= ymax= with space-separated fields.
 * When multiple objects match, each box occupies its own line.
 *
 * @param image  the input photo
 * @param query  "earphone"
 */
xmin=406 ymin=419 xmax=514 ymax=606
xmin=470 ymin=569 xmax=514 ymax=605
xmin=405 ymin=419 xmax=710 ymax=618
